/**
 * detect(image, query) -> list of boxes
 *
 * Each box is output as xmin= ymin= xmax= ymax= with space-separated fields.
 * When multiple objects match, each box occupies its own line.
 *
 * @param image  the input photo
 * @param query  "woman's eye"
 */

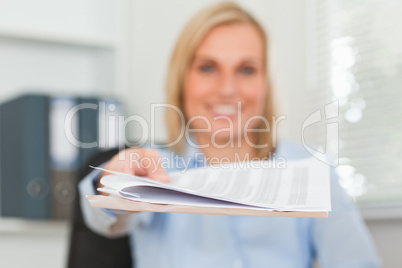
xmin=240 ymin=66 xmax=255 ymax=75
xmin=199 ymin=64 xmax=215 ymax=73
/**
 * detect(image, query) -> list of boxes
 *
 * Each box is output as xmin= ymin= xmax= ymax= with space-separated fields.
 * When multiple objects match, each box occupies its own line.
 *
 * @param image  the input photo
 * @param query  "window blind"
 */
xmin=305 ymin=0 xmax=402 ymax=203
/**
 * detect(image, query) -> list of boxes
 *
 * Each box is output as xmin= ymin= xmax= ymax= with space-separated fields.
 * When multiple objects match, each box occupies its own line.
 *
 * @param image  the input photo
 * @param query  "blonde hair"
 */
xmin=165 ymin=1 xmax=275 ymax=158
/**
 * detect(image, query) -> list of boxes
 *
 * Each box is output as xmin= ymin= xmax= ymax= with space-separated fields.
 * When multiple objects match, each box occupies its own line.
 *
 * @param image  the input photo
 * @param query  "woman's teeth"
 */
xmin=213 ymin=105 xmax=237 ymax=115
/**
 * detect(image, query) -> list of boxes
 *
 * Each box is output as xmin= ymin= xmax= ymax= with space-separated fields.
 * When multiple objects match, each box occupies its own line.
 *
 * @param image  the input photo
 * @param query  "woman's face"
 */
xmin=184 ymin=23 xmax=267 ymax=147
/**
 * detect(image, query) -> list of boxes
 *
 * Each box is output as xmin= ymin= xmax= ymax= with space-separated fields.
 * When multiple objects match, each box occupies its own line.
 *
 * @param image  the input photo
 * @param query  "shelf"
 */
xmin=0 ymin=218 xmax=68 ymax=235
xmin=0 ymin=24 xmax=116 ymax=49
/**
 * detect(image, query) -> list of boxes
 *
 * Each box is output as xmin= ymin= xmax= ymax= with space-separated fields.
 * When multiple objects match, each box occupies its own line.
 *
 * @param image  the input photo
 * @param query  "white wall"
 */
xmin=0 ymin=0 xmax=117 ymax=103
xmin=0 ymin=40 xmax=113 ymax=100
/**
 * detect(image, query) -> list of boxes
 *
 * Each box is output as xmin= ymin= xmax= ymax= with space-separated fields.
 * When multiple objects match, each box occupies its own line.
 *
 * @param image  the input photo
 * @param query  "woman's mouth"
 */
xmin=212 ymin=104 xmax=239 ymax=117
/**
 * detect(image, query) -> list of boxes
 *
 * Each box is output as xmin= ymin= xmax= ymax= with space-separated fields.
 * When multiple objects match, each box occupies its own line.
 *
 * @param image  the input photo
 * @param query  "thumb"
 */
xmin=141 ymin=149 xmax=170 ymax=183
xmin=148 ymin=165 xmax=170 ymax=183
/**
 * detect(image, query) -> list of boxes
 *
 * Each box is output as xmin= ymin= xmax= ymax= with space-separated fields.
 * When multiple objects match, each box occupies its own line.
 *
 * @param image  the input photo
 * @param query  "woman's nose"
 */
xmin=218 ymin=72 xmax=237 ymax=97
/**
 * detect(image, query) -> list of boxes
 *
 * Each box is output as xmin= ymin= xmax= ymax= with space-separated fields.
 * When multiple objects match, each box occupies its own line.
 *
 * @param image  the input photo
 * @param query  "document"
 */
xmin=87 ymin=157 xmax=331 ymax=218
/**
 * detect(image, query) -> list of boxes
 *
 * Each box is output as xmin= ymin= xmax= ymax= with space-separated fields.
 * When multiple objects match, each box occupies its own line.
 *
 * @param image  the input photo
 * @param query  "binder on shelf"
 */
xmin=98 ymin=98 xmax=125 ymax=152
xmin=49 ymin=96 xmax=79 ymax=219
xmin=0 ymin=95 xmax=50 ymax=219
xmin=0 ymin=94 xmax=125 ymax=220
xmin=78 ymin=97 xmax=100 ymax=169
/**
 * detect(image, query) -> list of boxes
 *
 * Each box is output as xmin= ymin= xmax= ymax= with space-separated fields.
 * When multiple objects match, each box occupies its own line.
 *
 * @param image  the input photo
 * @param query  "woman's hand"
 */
xmin=102 ymin=148 xmax=169 ymax=182
xmin=97 ymin=148 xmax=170 ymax=198
xmin=96 ymin=148 xmax=170 ymax=213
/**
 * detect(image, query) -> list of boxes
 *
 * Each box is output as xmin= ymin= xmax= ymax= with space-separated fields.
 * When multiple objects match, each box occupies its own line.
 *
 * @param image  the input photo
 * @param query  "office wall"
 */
xmin=0 ymin=0 xmax=116 ymax=103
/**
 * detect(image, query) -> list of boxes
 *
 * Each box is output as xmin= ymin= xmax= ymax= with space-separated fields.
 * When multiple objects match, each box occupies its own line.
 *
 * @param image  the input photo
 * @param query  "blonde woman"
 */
xmin=79 ymin=2 xmax=380 ymax=267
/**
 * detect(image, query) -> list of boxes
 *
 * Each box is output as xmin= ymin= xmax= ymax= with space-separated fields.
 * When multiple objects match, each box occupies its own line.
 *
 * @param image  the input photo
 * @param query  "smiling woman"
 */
xmin=78 ymin=2 xmax=381 ymax=268
xmin=184 ymin=23 xmax=267 ymax=160
xmin=165 ymin=2 xmax=275 ymax=158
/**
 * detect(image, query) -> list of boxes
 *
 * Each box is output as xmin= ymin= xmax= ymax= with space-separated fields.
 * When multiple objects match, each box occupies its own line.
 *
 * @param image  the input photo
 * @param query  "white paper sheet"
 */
xmin=94 ymin=157 xmax=331 ymax=213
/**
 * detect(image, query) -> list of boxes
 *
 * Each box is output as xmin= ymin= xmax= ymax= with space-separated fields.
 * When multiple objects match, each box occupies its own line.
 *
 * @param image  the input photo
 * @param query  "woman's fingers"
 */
xmin=104 ymin=148 xmax=170 ymax=183
xmin=141 ymin=149 xmax=170 ymax=183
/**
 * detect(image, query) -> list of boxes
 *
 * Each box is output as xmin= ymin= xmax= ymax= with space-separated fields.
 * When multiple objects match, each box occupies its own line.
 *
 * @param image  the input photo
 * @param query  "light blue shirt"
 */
xmin=79 ymin=142 xmax=381 ymax=268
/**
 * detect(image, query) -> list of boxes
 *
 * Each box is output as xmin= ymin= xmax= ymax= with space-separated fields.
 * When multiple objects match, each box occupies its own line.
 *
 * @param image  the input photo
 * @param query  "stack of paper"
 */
xmin=87 ymin=158 xmax=331 ymax=218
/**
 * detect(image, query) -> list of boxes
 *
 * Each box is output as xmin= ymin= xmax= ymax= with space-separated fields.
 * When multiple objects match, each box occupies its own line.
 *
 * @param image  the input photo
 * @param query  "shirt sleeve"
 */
xmin=312 ymin=168 xmax=382 ymax=268
xmin=78 ymin=166 xmax=154 ymax=238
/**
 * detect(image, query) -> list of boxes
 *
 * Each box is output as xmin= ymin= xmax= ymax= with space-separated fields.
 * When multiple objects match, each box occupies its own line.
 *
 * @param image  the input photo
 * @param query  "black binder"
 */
xmin=78 ymin=97 xmax=100 ymax=169
xmin=0 ymin=95 xmax=50 ymax=219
